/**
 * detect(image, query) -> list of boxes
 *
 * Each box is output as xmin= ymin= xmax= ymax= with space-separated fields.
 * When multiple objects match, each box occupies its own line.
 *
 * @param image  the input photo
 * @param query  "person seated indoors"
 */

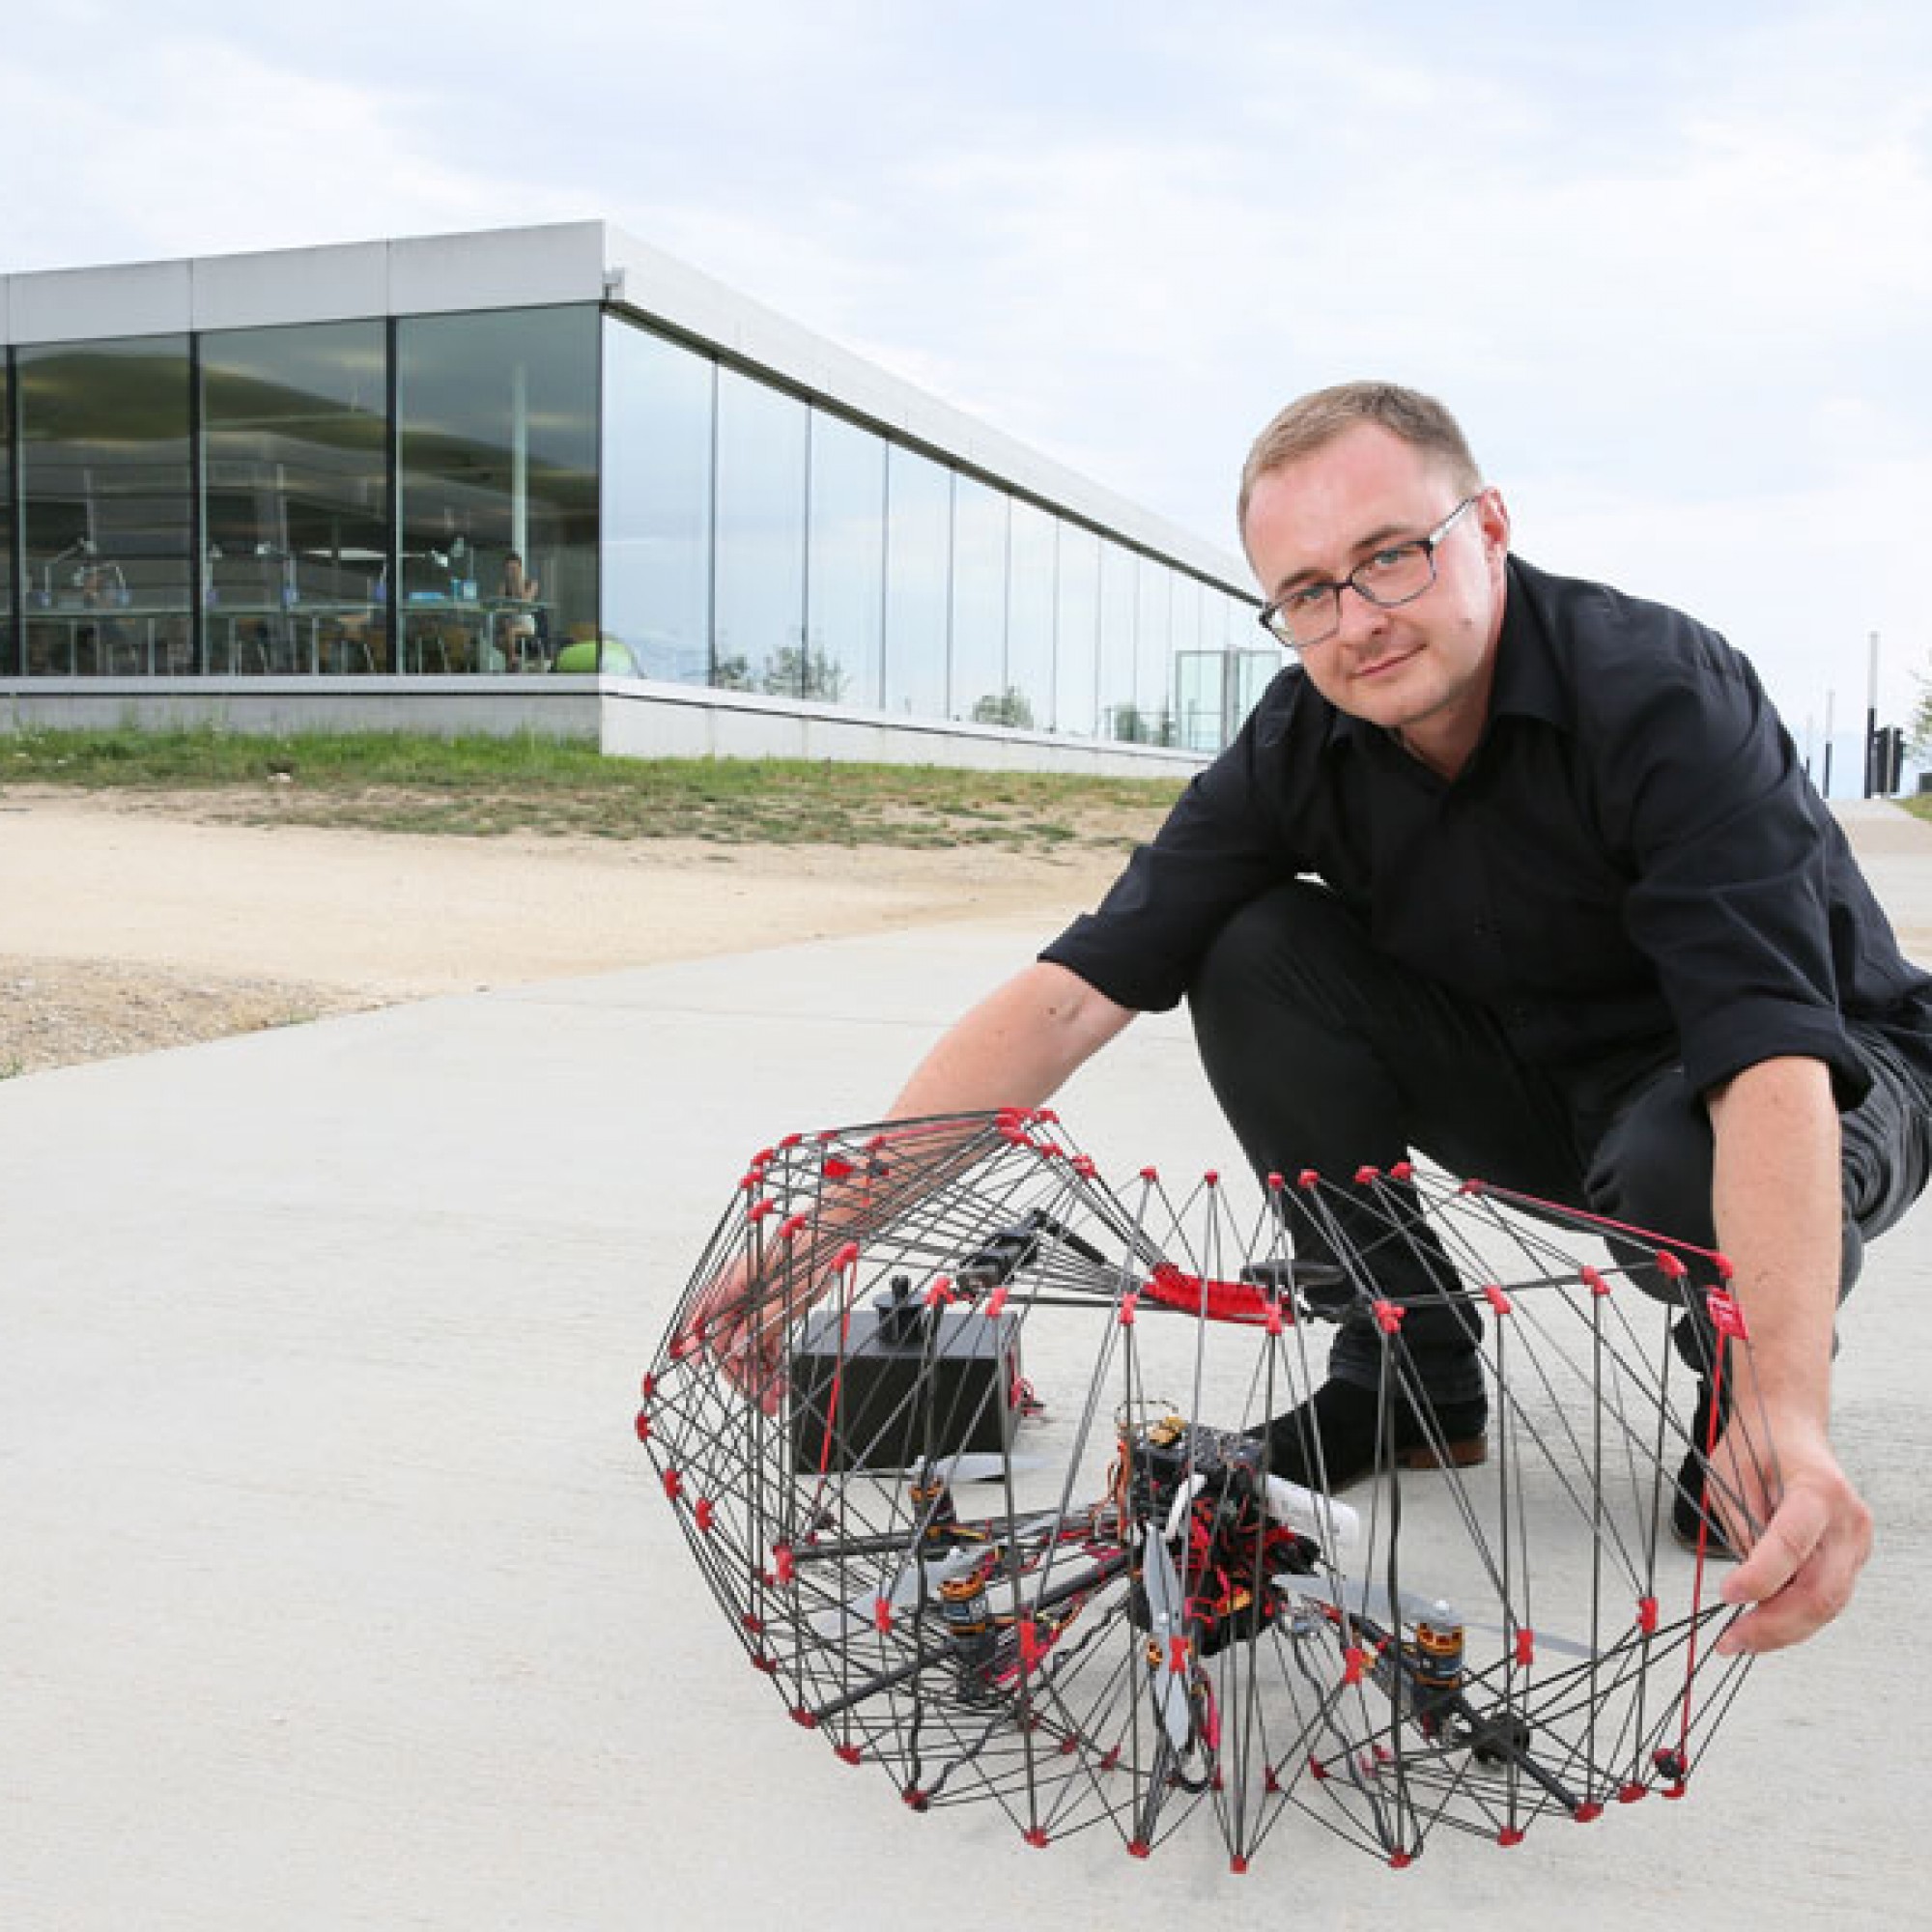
xmin=497 ymin=553 xmax=541 ymax=669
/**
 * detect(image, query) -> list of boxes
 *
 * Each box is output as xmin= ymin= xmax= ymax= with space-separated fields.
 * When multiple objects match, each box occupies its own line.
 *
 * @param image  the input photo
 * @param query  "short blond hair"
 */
xmin=1237 ymin=382 xmax=1483 ymax=530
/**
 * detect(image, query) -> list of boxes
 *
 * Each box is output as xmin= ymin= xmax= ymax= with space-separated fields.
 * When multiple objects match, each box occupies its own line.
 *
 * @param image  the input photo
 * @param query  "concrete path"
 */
xmin=4 ymin=806 xmax=1930 ymax=1930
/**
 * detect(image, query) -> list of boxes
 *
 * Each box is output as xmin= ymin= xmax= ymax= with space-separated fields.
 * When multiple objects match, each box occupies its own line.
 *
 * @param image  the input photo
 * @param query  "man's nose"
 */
xmin=1333 ymin=582 xmax=1391 ymax=651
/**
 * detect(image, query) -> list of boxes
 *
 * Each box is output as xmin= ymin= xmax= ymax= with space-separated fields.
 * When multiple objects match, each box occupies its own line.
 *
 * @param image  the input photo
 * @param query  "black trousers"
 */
xmin=1187 ymin=882 xmax=1932 ymax=1401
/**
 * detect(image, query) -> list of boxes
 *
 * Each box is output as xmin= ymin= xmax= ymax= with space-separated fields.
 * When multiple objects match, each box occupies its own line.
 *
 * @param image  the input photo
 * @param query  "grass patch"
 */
xmin=0 ymin=726 xmax=1185 ymax=852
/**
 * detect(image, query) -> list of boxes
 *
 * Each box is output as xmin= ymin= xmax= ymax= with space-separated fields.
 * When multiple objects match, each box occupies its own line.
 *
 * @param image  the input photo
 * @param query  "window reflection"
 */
xmin=18 ymin=336 xmax=192 ymax=676
xmin=202 ymin=321 xmax=388 ymax=675
xmin=883 ymin=446 xmax=951 ymax=719
xmin=1005 ymin=500 xmax=1055 ymax=734
xmin=1052 ymin=524 xmax=1100 ymax=737
xmin=0 ymin=360 xmax=13 ymax=675
xmin=1134 ymin=556 xmax=1174 ymax=746
xmin=1097 ymin=539 xmax=1139 ymax=741
xmin=602 ymin=315 xmax=713 ymax=684
xmin=398 ymin=305 xmax=597 ymax=673
xmin=806 ymin=409 xmax=886 ymax=711
xmin=715 ymin=369 xmax=809 ymax=696
xmin=950 ymin=476 xmax=1009 ymax=723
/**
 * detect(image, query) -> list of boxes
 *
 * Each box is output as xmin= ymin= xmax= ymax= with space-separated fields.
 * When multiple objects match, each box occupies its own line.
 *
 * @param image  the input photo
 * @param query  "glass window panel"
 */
xmin=806 ymin=409 xmax=885 ymax=710
xmin=1165 ymin=575 xmax=1204 ymax=748
xmin=1003 ymin=499 xmax=1055 ymax=734
xmin=950 ymin=476 xmax=1009 ymax=722
xmin=1174 ymin=650 xmax=1223 ymax=753
xmin=202 ymin=320 xmax=388 ymax=675
xmin=18 ymin=334 xmax=191 ymax=677
xmin=1097 ymin=539 xmax=1139 ymax=740
xmin=398 ymin=304 xmax=597 ymax=674
xmin=601 ymin=315 xmax=713 ymax=685
xmin=882 ymin=446 xmax=951 ymax=720
xmin=1052 ymin=523 xmax=1100 ymax=737
xmin=1135 ymin=558 xmax=1174 ymax=745
xmin=713 ymin=368 xmax=809 ymax=696
xmin=0 ymin=359 xmax=13 ymax=675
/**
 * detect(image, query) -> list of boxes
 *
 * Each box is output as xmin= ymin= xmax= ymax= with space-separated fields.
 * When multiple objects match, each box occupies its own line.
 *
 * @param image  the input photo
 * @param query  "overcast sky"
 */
xmin=4 ymin=1 xmax=1926 ymax=780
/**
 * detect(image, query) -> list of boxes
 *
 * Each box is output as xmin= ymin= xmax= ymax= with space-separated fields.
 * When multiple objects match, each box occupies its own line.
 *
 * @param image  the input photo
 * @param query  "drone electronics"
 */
xmin=636 ymin=1108 xmax=1772 ymax=1870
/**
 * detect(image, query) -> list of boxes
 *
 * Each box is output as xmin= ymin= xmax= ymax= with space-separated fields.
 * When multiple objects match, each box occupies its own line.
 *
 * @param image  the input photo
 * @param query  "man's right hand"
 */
xmin=673 ymin=1255 xmax=810 ymax=1414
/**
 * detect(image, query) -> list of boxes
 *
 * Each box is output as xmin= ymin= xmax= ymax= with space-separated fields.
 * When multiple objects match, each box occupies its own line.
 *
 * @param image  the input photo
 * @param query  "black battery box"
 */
xmin=788 ymin=1282 xmax=1020 ymax=1474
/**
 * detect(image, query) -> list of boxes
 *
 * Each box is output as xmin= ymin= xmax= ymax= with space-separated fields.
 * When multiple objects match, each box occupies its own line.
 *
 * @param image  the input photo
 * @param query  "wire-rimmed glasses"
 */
xmin=1258 ymin=495 xmax=1479 ymax=652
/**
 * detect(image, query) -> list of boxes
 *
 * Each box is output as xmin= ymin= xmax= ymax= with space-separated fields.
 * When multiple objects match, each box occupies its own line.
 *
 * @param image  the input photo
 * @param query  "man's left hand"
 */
xmin=1714 ymin=1411 xmax=1872 ymax=1654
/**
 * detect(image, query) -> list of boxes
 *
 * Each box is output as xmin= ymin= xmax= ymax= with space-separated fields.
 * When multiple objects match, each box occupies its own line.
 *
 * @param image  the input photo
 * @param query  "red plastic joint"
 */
xmin=1139 ymin=1164 xmax=1159 ymax=1182
xmin=772 ymin=1544 xmax=797 ymax=1586
xmin=822 ymin=1156 xmax=856 ymax=1180
xmin=1297 ymin=1168 xmax=1321 ymax=1189
xmin=1515 ymin=1628 xmax=1536 ymax=1668
xmin=831 ymin=1241 xmax=860 ymax=1272
xmin=1636 ymin=1595 xmax=1660 ymax=1635
xmin=985 ymin=1286 xmax=1009 ymax=1320
xmin=1072 ymin=1155 xmax=1097 ymax=1179
xmin=1483 ymin=1284 xmax=1513 ymax=1316
xmin=1581 ymin=1265 xmax=1610 ymax=1297
xmin=662 ymin=1467 xmax=682 ymax=1501
xmin=1706 ymin=1288 xmax=1749 ymax=1340
xmin=872 ymin=1598 xmax=894 ymax=1634
xmin=1024 ymin=1828 xmax=1050 ymax=1849
xmin=1230 ymin=1856 xmax=1250 ymax=1876
xmin=1573 ymin=1802 xmax=1604 ymax=1824
xmin=835 ymin=1744 xmax=863 ymax=1765
xmin=1389 ymin=1851 xmax=1413 ymax=1869
xmin=1618 ymin=1781 xmax=1647 ymax=1804
xmin=779 ymin=1212 xmax=810 ymax=1240
xmin=789 ymin=1707 xmax=817 ymax=1729
xmin=1373 ymin=1299 xmax=1405 ymax=1334
xmin=695 ymin=1497 xmax=716 ymax=1534
xmin=634 ymin=1410 xmax=651 ymax=1443
xmin=1204 ymin=1169 xmax=1220 ymax=1187
xmin=1127 ymin=1839 xmax=1151 ymax=1861
xmin=1118 ymin=1293 xmax=1139 ymax=1327
xmin=1653 ymin=1249 xmax=1687 ymax=1280
xmin=1343 ymin=1646 xmax=1368 ymax=1685
xmin=1497 ymin=1826 xmax=1524 ymax=1847
xmin=1266 ymin=1170 xmax=1285 ymax=1191
xmin=1389 ymin=1159 xmax=1414 ymax=1181
xmin=925 ymin=1277 xmax=957 ymax=1307
xmin=1017 ymin=1618 xmax=1045 ymax=1672
xmin=1353 ymin=1164 xmax=1381 ymax=1184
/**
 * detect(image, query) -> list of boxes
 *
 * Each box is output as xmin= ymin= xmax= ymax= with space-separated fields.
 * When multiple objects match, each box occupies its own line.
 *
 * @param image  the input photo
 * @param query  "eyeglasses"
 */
xmin=1257 ymin=495 xmax=1480 ymax=652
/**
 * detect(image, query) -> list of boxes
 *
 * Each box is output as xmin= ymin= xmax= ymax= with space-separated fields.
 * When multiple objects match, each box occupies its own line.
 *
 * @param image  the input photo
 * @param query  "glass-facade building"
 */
xmin=0 ymin=224 xmax=1273 ymax=753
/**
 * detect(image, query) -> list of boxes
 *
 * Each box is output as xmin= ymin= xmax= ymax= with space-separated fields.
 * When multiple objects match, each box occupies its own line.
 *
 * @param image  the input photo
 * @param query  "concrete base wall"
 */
xmin=0 ymin=676 xmax=606 ymax=742
xmin=0 ymin=675 xmax=1211 ymax=779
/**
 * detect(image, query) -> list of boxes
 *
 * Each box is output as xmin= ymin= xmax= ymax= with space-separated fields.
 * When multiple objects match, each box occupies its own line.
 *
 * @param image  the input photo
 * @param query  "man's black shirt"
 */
xmin=1042 ymin=554 xmax=1932 ymax=1110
